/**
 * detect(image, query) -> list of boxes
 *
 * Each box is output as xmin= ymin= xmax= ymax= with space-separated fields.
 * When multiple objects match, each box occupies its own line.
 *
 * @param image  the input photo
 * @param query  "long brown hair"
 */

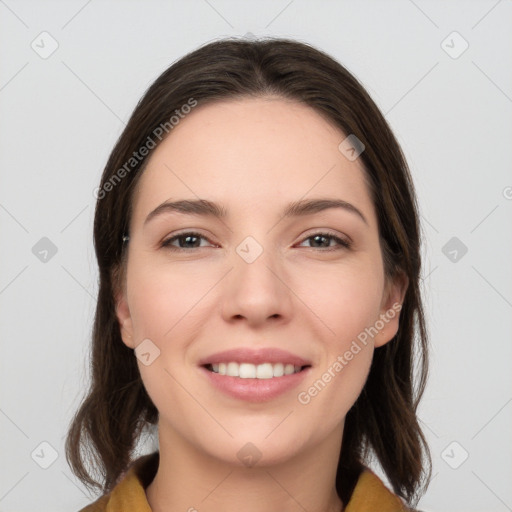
xmin=66 ymin=37 xmax=431 ymax=506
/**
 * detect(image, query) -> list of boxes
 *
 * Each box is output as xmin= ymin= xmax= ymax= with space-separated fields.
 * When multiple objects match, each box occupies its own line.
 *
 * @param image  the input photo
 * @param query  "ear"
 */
xmin=113 ymin=274 xmax=136 ymax=350
xmin=373 ymin=271 xmax=409 ymax=348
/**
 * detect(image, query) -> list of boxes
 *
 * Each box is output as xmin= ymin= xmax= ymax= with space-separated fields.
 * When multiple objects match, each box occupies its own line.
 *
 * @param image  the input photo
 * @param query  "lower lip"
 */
xmin=199 ymin=366 xmax=311 ymax=402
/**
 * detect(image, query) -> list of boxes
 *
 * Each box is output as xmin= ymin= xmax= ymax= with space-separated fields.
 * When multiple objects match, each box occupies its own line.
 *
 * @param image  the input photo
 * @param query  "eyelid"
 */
xmin=299 ymin=228 xmax=352 ymax=245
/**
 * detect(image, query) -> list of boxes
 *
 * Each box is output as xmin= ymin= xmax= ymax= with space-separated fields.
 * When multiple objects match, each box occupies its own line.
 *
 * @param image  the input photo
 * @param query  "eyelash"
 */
xmin=160 ymin=231 xmax=351 ymax=252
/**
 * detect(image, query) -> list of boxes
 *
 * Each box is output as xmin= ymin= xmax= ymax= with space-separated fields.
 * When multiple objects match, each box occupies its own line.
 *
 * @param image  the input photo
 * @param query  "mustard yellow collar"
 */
xmin=80 ymin=452 xmax=407 ymax=512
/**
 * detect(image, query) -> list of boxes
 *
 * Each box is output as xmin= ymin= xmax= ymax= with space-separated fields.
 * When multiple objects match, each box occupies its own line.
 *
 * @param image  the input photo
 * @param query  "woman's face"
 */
xmin=116 ymin=97 xmax=405 ymax=467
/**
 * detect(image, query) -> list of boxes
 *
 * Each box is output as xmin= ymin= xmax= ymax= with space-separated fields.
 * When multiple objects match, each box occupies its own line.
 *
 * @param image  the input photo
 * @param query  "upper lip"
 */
xmin=198 ymin=348 xmax=311 ymax=367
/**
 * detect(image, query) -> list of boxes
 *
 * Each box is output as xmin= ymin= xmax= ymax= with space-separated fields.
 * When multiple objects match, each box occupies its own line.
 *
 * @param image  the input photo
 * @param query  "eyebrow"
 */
xmin=144 ymin=198 xmax=368 ymax=226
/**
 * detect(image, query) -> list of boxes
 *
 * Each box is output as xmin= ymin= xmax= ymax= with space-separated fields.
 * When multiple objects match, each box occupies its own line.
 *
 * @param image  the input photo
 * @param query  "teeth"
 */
xmin=226 ymin=362 xmax=238 ymax=377
xmin=273 ymin=363 xmax=284 ymax=377
xmin=256 ymin=363 xmax=273 ymax=379
xmin=210 ymin=362 xmax=303 ymax=378
xmin=240 ymin=363 xmax=256 ymax=378
xmin=284 ymin=363 xmax=295 ymax=375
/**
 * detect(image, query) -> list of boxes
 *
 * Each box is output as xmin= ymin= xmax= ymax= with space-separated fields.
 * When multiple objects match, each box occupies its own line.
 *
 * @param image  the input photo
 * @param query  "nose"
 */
xmin=220 ymin=241 xmax=293 ymax=327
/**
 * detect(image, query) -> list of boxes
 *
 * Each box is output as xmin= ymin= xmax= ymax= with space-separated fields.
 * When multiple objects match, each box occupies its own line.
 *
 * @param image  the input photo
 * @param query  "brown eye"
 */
xmin=298 ymin=232 xmax=351 ymax=250
xmin=161 ymin=231 xmax=214 ymax=251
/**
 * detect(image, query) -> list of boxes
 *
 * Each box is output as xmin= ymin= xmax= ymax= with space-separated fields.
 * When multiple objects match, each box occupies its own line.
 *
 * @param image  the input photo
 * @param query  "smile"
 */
xmin=198 ymin=347 xmax=312 ymax=401
xmin=205 ymin=362 xmax=307 ymax=379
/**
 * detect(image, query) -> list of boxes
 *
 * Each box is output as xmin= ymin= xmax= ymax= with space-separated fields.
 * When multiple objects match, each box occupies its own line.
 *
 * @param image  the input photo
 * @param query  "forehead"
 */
xmin=131 ymin=97 xmax=374 ymax=225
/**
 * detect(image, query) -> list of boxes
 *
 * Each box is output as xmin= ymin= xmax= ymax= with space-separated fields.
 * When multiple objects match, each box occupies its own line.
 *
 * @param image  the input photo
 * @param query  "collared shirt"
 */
xmin=79 ymin=452 xmax=408 ymax=512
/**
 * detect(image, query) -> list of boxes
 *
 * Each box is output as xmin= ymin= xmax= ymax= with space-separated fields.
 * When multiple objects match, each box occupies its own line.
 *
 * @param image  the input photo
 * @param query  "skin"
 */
xmin=115 ymin=96 xmax=407 ymax=512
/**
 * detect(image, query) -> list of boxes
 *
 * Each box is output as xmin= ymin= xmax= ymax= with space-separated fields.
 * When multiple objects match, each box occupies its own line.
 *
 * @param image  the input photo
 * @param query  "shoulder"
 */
xmin=345 ymin=467 xmax=409 ymax=512
xmin=77 ymin=452 xmax=159 ymax=512
xmin=78 ymin=495 xmax=109 ymax=512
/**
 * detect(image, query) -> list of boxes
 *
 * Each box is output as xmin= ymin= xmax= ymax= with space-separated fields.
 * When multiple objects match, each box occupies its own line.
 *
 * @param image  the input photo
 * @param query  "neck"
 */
xmin=146 ymin=424 xmax=344 ymax=512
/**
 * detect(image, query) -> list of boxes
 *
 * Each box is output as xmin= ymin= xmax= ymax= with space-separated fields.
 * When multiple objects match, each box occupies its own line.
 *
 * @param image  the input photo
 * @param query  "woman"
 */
xmin=66 ymin=37 xmax=431 ymax=511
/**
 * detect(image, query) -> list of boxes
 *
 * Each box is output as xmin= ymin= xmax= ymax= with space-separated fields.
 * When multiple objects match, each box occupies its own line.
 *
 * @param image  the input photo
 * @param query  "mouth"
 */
xmin=203 ymin=362 xmax=311 ymax=379
xmin=198 ymin=347 xmax=312 ymax=401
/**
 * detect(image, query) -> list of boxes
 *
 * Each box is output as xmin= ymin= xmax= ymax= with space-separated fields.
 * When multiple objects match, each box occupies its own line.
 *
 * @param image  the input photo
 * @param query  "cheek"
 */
xmin=293 ymin=257 xmax=384 ymax=335
xmin=296 ymin=320 xmax=374 ymax=427
xmin=292 ymin=262 xmax=381 ymax=417
xmin=128 ymin=265 xmax=200 ymax=428
xmin=127 ymin=260 xmax=209 ymax=342
xmin=125 ymin=261 xmax=212 ymax=407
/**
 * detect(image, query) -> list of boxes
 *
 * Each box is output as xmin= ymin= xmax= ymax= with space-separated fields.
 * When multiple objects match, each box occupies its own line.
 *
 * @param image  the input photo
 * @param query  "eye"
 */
xmin=160 ymin=230 xmax=351 ymax=252
xmin=160 ymin=231 xmax=216 ymax=251
xmin=297 ymin=232 xmax=351 ymax=251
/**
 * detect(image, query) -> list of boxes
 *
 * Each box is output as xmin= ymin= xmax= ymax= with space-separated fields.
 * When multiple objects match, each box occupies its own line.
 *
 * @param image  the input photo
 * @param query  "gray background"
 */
xmin=1 ymin=1 xmax=511 ymax=510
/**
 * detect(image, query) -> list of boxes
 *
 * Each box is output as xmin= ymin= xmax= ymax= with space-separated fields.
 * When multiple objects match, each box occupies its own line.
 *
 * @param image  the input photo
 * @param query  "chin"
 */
xmin=199 ymin=426 xmax=313 ymax=468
